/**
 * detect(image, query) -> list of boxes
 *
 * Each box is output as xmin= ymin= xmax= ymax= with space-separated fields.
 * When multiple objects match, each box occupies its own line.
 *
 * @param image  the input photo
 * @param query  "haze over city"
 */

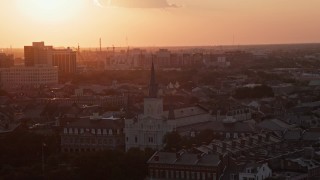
xmin=1 ymin=0 xmax=320 ymax=48
xmin=2 ymin=0 xmax=320 ymax=180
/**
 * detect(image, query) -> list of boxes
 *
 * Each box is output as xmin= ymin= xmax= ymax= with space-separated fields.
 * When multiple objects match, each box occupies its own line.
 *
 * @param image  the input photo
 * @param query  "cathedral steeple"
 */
xmin=148 ymin=60 xmax=158 ymax=98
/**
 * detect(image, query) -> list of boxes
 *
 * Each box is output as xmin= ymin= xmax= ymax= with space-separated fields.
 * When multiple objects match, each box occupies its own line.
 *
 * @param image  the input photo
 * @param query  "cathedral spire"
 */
xmin=149 ymin=60 xmax=158 ymax=98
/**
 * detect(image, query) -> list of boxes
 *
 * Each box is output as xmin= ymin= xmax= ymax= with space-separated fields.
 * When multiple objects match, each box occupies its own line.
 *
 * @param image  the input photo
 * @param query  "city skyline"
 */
xmin=1 ymin=0 xmax=320 ymax=48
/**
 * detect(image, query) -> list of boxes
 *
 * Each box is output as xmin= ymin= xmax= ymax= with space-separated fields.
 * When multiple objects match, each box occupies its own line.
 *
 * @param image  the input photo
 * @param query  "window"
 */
xmin=149 ymin=137 xmax=154 ymax=143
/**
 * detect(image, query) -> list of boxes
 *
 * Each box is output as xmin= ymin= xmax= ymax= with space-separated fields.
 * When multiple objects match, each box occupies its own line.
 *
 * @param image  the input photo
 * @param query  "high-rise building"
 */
xmin=51 ymin=48 xmax=77 ymax=74
xmin=24 ymin=42 xmax=77 ymax=74
xmin=24 ymin=42 xmax=53 ymax=66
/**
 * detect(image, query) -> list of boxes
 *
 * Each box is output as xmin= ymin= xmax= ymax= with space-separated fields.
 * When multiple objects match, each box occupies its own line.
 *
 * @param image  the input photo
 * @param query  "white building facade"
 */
xmin=124 ymin=62 xmax=212 ymax=151
xmin=239 ymin=163 xmax=272 ymax=180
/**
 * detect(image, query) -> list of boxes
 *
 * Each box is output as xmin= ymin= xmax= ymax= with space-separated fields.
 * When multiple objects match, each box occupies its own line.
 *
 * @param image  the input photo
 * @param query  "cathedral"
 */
xmin=124 ymin=62 xmax=212 ymax=151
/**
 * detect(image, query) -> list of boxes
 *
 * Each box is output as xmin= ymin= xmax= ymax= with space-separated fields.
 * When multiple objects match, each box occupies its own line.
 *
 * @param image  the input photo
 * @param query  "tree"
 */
xmin=163 ymin=131 xmax=182 ymax=151
xmin=234 ymin=85 xmax=274 ymax=99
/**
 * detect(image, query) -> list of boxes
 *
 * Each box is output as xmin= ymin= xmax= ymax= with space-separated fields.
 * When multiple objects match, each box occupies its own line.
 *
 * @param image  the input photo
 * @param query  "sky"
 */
xmin=0 ymin=0 xmax=320 ymax=48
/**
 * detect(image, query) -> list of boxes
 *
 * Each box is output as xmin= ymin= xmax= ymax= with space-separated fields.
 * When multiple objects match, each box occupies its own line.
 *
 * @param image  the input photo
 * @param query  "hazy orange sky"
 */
xmin=1 ymin=0 xmax=320 ymax=48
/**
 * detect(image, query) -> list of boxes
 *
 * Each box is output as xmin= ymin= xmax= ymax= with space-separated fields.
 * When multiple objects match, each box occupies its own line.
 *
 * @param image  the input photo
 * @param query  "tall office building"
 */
xmin=24 ymin=42 xmax=77 ymax=74
xmin=24 ymin=42 xmax=53 ymax=66
xmin=51 ymin=48 xmax=77 ymax=74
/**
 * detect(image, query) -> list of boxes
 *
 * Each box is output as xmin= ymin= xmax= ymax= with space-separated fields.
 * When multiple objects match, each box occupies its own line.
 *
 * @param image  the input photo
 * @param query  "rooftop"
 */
xmin=148 ymin=151 xmax=221 ymax=167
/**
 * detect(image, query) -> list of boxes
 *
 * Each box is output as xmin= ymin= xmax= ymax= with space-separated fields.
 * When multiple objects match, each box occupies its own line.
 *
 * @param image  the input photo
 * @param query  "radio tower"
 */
xmin=99 ymin=38 xmax=102 ymax=52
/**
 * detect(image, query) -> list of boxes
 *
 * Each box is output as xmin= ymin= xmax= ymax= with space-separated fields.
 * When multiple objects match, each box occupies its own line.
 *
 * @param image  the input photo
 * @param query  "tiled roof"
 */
xmin=148 ymin=151 xmax=220 ymax=167
xmin=162 ymin=106 xmax=208 ymax=120
xmin=63 ymin=118 xmax=124 ymax=129
xmin=176 ymin=121 xmax=255 ymax=133
xmin=257 ymin=119 xmax=294 ymax=131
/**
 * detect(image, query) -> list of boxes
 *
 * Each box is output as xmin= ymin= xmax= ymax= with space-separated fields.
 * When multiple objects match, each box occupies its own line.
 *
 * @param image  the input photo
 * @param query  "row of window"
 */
xmin=62 ymin=137 xmax=120 ymax=145
xmin=126 ymin=136 xmax=155 ymax=144
xmin=64 ymin=128 xmax=121 ymax=135
xmin=150 ymin=169 xmax=216 ymax=180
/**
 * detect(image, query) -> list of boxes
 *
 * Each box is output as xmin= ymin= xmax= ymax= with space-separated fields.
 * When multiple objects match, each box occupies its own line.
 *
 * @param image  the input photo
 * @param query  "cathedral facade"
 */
xmin=124 ymin=62 xmax=212 ymax=151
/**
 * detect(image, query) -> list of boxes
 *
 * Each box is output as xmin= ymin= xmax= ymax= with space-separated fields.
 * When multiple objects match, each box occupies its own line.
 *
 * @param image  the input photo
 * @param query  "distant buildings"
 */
xmin=0 ymin=53 xmax=14 ymax=68
xmin=0 ymin=42 xmax=79 ymax=90
xmin=106 ymin=48 xmax=206 ymax=70
xmin=0 ymin=65 xmax=58 ymax=90
xmin=203 ymin=55 xmax=231 ymax=68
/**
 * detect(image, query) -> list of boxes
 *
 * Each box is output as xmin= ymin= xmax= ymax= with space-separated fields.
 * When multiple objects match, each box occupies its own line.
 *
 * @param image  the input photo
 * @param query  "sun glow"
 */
xmin=17 ymin=0 xmax=85 ymax=23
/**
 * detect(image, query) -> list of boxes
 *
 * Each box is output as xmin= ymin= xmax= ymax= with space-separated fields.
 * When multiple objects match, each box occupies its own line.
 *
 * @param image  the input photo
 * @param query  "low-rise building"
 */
xmin=60 ymin=116 xmax=124 ymax=152
xmin=0 ymin=65 xmax=58 ymax=90
xmin=147 ymin=150 xmax=227 ymax=180
xmin=239 ymin=163 xmax=272 ymax=180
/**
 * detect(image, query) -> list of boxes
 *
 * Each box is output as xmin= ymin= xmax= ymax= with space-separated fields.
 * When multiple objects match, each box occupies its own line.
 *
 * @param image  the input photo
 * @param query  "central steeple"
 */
xmin=144 ymin=60 xmax=163 ymax=117
xmin=149 ymin=61 xmax=158 ymax=98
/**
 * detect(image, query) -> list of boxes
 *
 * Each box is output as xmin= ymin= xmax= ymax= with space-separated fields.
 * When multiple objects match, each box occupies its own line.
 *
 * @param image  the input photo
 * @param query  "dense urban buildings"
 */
xmin=1 ymin=43 xmax=320 ymax=180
